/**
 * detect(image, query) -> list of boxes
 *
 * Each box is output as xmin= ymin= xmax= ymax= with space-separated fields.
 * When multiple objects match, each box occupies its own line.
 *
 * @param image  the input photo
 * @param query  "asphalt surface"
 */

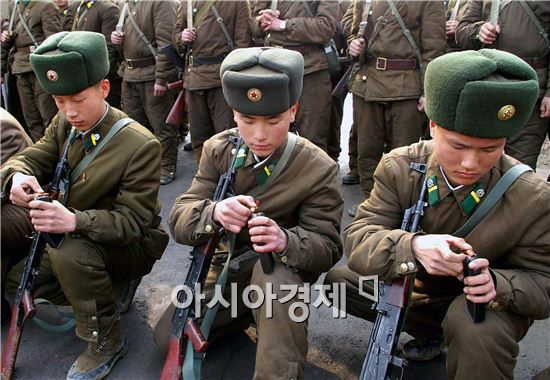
xmin=2 ymin=97 xmax=549 ymax=379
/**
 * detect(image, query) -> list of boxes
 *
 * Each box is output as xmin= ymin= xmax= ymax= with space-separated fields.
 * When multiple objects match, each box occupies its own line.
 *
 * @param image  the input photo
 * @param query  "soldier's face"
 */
xmin=52 ymin=80 xmax=110 ymax=133
xmin=234 ymin=102 xmax=298 ymax=159
xmin=430 ymin=121 xmax=505 ymax=186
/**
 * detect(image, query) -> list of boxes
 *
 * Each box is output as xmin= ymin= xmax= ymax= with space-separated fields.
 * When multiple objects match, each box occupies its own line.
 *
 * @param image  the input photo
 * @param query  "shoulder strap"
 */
xmin=193 ymin=0 xmax=216 ymax=29
xmin=246 ymin=133 xmax=298 ymax=198
xmin=126 ymin=4 xmax=158 ymax=57
xmin=385 ymin=0 xmax=423 ymax=72
xmin=70 ymin=118 xmax=134 ymax=184
xmin=518 ymin=0 xmax=550 ymax=50
xmin=17 ymin=4 xmax=38 ymax=47
xmin=453 ymin=164 xmax=532 ymax=237
xmin=211 ymin=4 xmax=235 ymax=50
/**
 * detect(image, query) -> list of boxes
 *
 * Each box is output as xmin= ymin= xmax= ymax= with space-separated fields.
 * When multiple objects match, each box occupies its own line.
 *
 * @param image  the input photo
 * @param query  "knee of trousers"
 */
xmin=47 ymin=236 xmax=106 ymax=283
xmin=250 ymin=260 xmax=309 ymax=380
xmin=442 ymin=294 xmax=529 ymax=379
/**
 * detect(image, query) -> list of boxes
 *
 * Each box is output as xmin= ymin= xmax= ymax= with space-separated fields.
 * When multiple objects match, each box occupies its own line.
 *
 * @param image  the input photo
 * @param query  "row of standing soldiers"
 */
xmin=1 ymin=0 xmax=549 ymax=191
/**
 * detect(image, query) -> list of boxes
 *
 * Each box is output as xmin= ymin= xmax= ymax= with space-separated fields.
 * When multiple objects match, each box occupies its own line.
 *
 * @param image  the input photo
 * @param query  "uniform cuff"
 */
xmin=193 ymin=201 xmax=220 ymax=238
xmin=487 ymin=269 xmax=511 ymax=311
xmin=394 ymin=232 xmax=422 ymax=277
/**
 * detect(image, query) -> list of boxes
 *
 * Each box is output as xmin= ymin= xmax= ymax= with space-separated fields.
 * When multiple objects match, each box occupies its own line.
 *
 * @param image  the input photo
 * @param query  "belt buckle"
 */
xmin=126 ymin=59 xmax=134 ymax=70
xmin=188 ymin=55 xmax=194 ymax=67
xmin=376 ymin=57 xmax=387 ymax=71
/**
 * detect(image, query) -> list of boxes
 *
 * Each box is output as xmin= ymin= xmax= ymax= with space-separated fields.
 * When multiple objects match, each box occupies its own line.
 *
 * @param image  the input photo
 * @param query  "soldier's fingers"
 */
xmin=463 ymin=272 xmax=491 ymax=287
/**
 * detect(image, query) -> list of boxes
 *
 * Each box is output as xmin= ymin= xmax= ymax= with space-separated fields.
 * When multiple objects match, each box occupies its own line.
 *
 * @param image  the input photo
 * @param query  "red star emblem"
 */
xmin=247 ymin=88 xmax=262 ymax=102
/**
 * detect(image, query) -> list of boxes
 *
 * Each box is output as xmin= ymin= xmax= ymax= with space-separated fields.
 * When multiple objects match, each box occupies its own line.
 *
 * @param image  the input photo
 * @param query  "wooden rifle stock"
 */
xmin=165 ymin=80 xmax=185 ymax=127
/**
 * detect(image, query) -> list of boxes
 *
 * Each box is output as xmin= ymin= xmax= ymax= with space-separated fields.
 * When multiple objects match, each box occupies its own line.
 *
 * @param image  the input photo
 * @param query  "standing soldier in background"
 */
xmin=444 ymin=0 xmax=468 ymax=52
xmin=70 ymin=0 xmax=122 ymax=109
xmin=456 ymin=1 xmax=550 ymax=172
xmin=251 ymin=0 xmax=338 ymax=155
xmin=0 ymin=0 xmax=61 ymax=142
xmin=54 ymin=0 xmax=73 ymax=31
xmin=346 ymin=0 xmax=446 ymax=217
xmin=111 ymin=0 xmax=180 ymax=185
xmin=172 ymin=0 xmax=252 ymax=163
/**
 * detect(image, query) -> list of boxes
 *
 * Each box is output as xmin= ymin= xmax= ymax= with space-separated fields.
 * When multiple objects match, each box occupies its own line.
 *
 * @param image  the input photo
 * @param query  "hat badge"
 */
xmin=498 ymin=105 xmax=516 ymax=121
xmin=46 ymin=70 xmax=58 ymax=82
xmin=247 ymin=88 xmax=262 ymax=102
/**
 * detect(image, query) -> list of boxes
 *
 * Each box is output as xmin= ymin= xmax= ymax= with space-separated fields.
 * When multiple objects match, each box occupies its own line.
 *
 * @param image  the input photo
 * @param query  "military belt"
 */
xmin=125 ymin=56 xmax=156 ymax=69
xmin=367 ymin=56 xmax=417 ymax=71
xmin=277 ymin=44 xmax=320 ymax=56
xmin=188 ymin=53 xmax=228 ymax=67
xmin=522 ymin=56 xmax=548 ymax=70
xmin=15 ymin=45 xmax=35 ymax=53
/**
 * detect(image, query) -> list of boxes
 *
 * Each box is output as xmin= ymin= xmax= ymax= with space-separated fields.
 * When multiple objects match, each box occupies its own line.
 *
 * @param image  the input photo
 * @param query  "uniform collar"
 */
xmin=77 ymin=102 xmax=111 ymax=153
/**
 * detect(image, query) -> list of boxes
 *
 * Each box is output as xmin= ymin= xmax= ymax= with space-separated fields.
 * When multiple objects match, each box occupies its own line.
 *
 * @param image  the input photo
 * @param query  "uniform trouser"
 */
xmin=353 ymin=96 xmax=425 ymax=197
xmin=294 ymin=69 xmax=332 ymax=153
xmin=15 ymin=71 xmax=57 ymax=142
xmin=121 ymin=80 xmax=178 ymax=176
xmin=505 ymin=98 xmax=550 ymax=170
xmin=327 ymin=94 xmax=344 ymax=161
xmin=2 ymin=203 xmax=157 ymax=343
xmin=154 ymin=252 xmax=309 ymax=380
xmin=348 ymin=122 xmax=358 ymax=175
xmin=187 ymin=87 xmax=235 ymax=163
xmin=324 ymin=266 xmax=532 ymax=380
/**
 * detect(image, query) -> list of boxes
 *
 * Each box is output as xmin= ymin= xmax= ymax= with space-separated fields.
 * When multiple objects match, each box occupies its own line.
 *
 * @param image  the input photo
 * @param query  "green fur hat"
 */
xmin=220 ymin=47 xmax=304 ymax=116
xmin=30 ymin=31 xmax=109 ymax=96
xmin=425 ymin=49 xmax=539 ymax=138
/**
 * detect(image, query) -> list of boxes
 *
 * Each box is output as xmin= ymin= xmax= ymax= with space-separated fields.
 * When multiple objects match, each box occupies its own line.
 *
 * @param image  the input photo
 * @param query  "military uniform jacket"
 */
xmin=345 ymin=141 xmax=550 ymax=320
xmin=168 ymin=129 xmax=344 ymax=280
xmin=68 ymin=0 xmax=120 ymax=78
xmin=250 ymin=1 xmax=338 ymax=75
xmin=2 ymin=0 xmax=61 ymax=75
xmin=0 ymin=106 xmax=165 ymax=257
xmin=172 ymin=1 xmax=252 ymax=91
xmin=59 ymin=7 xmax=73 ymax=31
xmin=0 ymin=107 xmax=32 ymax=165
xmin=348 ymin=0 xmax=446 ymax=101
xmin=117 ymin=0 xmax=178 ymax=85
xmin=457 ymin=1 xmax=550 ymax=98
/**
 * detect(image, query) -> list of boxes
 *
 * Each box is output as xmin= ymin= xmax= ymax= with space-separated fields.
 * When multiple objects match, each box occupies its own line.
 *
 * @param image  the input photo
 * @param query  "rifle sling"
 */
xmin=69 ymin=118 xmax=134 ymax=184
xmin=126 ymin=2 xmax=158 ymax=58
xmin=453 ymin=164 xmax=532 ymax=237
xmin=17 ymin=3 xmax=39 ymax=47
xmin=182 ymin=133 xmax=298 ymax=380
xmin=211 ymin=4 xmax=236 ymax=51
xmin=518 ymin=1 xmax=550 ymax=51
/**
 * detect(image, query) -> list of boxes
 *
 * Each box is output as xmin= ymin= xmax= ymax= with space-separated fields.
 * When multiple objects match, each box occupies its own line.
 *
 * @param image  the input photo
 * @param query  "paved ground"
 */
xmin=2 ymin=97 xmax=549 ymax=379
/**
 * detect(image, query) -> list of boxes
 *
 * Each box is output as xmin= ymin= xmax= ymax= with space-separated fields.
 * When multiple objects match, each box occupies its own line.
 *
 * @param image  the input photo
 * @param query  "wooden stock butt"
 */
xmin=165 ymin=87 xmax=185 ymax=127
xmin=185 ymin=319 xmax=208 ymax=353
xmin=160 ymin=337 xmax=184 ymax=380
xmin=1 ymin=307 xmax=23 ymax=380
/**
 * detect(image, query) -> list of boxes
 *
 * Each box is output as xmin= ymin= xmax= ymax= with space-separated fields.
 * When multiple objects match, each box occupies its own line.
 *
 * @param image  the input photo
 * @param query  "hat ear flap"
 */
xmin=32 ymin=31 xmax=70 ymax=55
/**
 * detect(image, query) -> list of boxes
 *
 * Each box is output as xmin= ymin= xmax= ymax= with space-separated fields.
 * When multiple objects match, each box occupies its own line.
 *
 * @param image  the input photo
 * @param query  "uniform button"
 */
xmin=92 ymin=331 xmax=98 ymax=337
xmin=91 ymin=316 xmax=97 ymax=321
xmin=407 ymin=262 xmax=415 ymax=271
xmin=399 ymin=263 xmax=408 ymax=273
xmin=231 ymin=148 xmax=236 ymax=155
xmin=362 ymin=75 xmax=367 ymax=81
xmin=281 ymin=255 xmax=288 ymax=264
xmin=205 ymin=224 xmax=212 ymax=232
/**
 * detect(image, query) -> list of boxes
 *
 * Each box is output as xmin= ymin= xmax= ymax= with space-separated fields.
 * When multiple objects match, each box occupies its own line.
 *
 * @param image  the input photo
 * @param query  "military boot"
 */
xmin=160 ymin=165 xmax=176 ymax=185
xmin=67 ymin=318 xmax=128 ymax=380
xmin=403 ymin=333 xmax=445 ymax=361
xmin=116 ymin=277 xmax=142 ymax=314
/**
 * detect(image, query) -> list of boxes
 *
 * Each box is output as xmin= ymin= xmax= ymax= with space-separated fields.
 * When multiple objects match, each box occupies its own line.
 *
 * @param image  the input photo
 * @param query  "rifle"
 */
xmin=160 ymin=136 xmax=244 ymax=380
xmin=163 ymin=44 xmax=186 ymax=129
xmin=332 ymin=21 xmax=367 ymax=101
xmin=359 ymin=163 xmax=428 ymax=380
xmin=1 ymin=128 xmax=75 ymax=380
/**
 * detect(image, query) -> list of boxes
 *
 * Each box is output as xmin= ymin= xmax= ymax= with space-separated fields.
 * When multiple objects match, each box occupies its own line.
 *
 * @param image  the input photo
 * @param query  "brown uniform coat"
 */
xmin=0 ymin=107 xmax=32 ymax=165
xmin=250 ymin=0 xmax=338 ymax=75
xmin=169 ymin=128 xmax=343 ymax=278
xmin=117 ymin=0 xmax=178 ymax=85
xmin=4 ymin=0 xmax=61 ymax=75
xmin=172 ymin=0 xmax=252 ymax=90
xmin=457 ymin=1 xmax=550 ymax=98
xmin=348 ymin=0 xmax=446 ymax=101
xmin=346 ymin=140 xmax=550 ymax=320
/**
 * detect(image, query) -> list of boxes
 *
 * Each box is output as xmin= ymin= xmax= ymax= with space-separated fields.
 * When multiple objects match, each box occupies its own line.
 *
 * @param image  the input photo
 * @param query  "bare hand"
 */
xmin=28 ymin=199 xmax=76 ymax=233
xmin=540 ymin=96 xmax=550 ymax=118
xmin=348 ymin=38 xmax=365 ymax=58
xmin=0 ymin=31 xmax=12 ymax=44
xmin=417 ymin=96 xmax=425 ymax=112
xmin=248 ymin=215 xmax=287 ymax=254
xmin=462 ymin=258 xmax=496 ymax=304
xmin=180 ymin=28 xmax=196 ymax=44
xmin=110 ymin=31 xmax=124 ymax=45
xmin=477 ymin=22 xmax=500 ymax=45
xmin=153 ymin=83 xmax=167 ymax=97
xmin=212 ymin=195 xmax=256 ymax=233
xmin=411 ymin=234 xmax=471 ymax=279
xmin=257 ymin=9 xmax=281 ymax=32
xmin=9 ymin=173 xmax=44 ymax=208
xmin=446 ymin=20 xmax=458 ymax=38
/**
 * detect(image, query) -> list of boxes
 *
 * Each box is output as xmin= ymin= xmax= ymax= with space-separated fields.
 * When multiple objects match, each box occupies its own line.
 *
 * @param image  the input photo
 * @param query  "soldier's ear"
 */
xmin=429 ymin=120 xmax=437 ymax=139
xmin=99 ymin=79 xmax=110 ymax=99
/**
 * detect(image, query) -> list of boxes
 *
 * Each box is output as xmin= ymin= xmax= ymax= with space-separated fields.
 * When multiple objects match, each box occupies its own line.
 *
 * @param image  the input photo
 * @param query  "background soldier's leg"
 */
xmin=443 ymin=294 xmax=531 ymax=380
xmin=32 ymin=74 xmax=58 ymax=135
xmin=16 ymin=73 xmax=45 ymax=142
